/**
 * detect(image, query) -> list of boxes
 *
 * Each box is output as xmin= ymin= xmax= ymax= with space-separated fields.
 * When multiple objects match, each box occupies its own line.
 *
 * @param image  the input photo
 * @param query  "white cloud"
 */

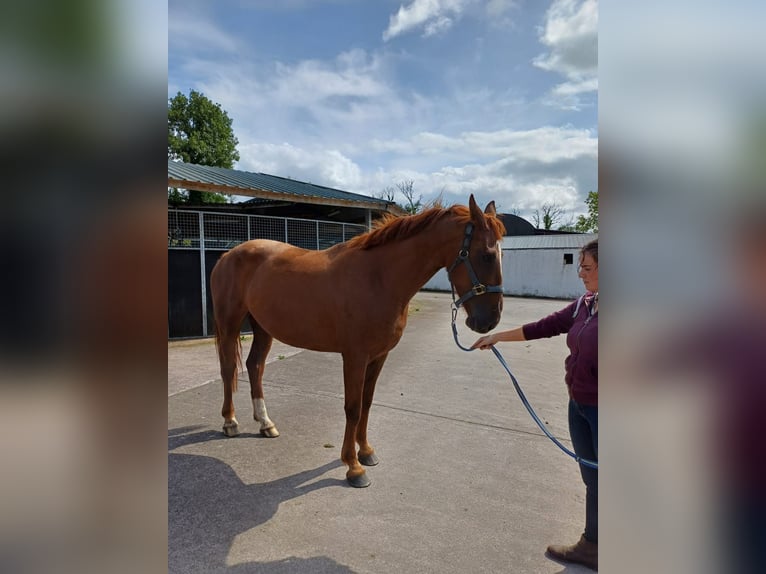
xmin=273 ymin=49 xmax=388 ymax=105
xmin=544 ymin=76 xmax=599 ymax=110
xmin=551 ymin=77 xmax=598 ymax=96
xmin=383 ymin=0 xmax=471 ymax=41
xmin=238 ymin=142 xmax=364 ymax=192
xmin=382 ymin=0 xmax=519 ymax=40
xmin=534 ymin=0 xmax=598 ymax=109
xmin=182 ymin=48 xmax=415 ymax=150
xmin=424 ymin=15 xmax=454 ymax=37
xmin=235 ymin=125 xmax=596 ymax=221
xmin=534 ymin=0 xmax=597 ymax=77
xmin=362 ymin=126 xmax=596 ymax=218
xmin=370 ymin=126 xmax=596 ymax=163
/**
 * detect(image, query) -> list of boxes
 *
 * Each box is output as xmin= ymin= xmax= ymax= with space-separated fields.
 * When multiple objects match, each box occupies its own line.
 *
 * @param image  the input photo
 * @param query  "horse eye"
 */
xmin=482 ymin=252 xmax=496 ymax=263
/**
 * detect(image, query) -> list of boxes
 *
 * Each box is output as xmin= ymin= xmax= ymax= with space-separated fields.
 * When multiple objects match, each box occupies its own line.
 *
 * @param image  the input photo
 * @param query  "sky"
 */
xmin=169 ymin=0 xmax=597 ymax=224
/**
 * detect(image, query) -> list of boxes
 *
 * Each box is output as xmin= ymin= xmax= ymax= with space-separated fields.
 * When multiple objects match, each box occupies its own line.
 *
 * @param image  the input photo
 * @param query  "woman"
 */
xmin=471 ymin=239 xmax=598 ymax=571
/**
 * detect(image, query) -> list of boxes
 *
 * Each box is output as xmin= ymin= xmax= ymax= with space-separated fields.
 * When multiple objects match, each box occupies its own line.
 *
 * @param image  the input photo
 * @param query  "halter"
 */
xmin=447 ymin=222 xmax=504 ymax=309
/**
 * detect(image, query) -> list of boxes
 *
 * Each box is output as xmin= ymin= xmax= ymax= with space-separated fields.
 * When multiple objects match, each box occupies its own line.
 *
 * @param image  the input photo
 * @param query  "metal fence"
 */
xmin=168 ymin=209 xmax=369 ymax=338
xmin=168 ymin=209 xmax=368 ymax=251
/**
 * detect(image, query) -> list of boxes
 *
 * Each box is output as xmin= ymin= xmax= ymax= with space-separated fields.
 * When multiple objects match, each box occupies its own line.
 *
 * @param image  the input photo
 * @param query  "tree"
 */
xmin=532 ymin=202 xmax=566 ymax=230
xmin=574 ymin=191 xmax=598 ymax=233
xmin=557 ymin=217 xmax=577 ymax=232
xmin=168 ymin=89 xmax=240 ymax=204
xmin=168 ymin=188 xmax=186 ymax=205
xmin=397 ymin=180 xmax=422 ymax=215
xmin=374 ymin=186 xmax=397 ymax=203
xmin=373 ymin=181 xmax=423 ymax=214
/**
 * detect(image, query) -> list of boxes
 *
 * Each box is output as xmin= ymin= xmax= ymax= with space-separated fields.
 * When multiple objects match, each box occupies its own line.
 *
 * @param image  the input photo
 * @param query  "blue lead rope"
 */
xmin=451 ymin=306 xmax=599 ymax=470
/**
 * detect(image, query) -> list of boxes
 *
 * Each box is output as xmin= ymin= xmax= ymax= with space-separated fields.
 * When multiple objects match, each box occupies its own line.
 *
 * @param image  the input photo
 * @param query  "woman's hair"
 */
xmin=580 ymin=239 xmax=598 ymax=264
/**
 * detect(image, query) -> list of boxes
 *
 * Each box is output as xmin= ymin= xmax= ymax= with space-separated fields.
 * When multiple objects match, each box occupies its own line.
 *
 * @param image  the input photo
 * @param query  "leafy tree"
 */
xmin=168 ymin=89 xmax=240 ymax=204
xmin=574 ymin=190 xmax=598 ymax=233
xmin=168 ymin=89 xmax=239 ymax=166
xmin=168 ymin=188 xmax=186 ymax=205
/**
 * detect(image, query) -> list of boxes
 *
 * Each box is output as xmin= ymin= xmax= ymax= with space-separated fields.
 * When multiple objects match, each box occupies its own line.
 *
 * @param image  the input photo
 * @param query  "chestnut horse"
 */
xmin=210 ymin=195 xmax=505 ymax=487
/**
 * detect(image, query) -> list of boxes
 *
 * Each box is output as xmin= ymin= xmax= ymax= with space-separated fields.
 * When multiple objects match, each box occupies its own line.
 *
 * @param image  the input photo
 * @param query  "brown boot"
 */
xmin=546 ymin=534 xmax=598 ymax=571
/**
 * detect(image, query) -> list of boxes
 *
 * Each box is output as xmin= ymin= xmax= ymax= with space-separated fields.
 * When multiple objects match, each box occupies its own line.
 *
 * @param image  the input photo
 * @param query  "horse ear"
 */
xmin=484 ymin=201 xmax=496 ymax=216
xmin=468 ymin=194 xmax=487 ymax=229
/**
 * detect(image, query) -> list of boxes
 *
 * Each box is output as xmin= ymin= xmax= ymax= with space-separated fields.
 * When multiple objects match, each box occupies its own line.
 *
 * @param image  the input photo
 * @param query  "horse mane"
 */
xmin=345 ymin=204 xmax=505 ymax=251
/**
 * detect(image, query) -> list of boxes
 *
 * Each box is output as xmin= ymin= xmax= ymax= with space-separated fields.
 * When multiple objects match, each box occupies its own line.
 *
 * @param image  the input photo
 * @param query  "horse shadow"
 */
xmin=169 ymin=427 xmax=352 ymax=574
xmin=168 ymin=425 xmax=270 ymax=450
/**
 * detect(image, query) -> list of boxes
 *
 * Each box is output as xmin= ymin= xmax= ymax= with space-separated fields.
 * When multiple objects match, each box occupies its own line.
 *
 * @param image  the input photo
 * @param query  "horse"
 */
xmin=210 ymin=194 xmax=505 ymax=487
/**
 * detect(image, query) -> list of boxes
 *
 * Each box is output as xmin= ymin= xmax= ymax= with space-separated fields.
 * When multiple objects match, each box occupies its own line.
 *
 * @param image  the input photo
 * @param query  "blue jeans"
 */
xmin=569 ymin=399 xmax=598 ymax=543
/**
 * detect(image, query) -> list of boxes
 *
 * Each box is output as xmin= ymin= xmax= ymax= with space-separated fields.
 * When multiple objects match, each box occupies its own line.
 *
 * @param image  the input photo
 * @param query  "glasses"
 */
xmin=577 ymin=264 xmax=597 ymax=273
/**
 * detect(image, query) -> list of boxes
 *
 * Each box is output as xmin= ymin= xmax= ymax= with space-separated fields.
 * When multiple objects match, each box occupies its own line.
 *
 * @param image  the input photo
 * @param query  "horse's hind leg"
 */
xmin=246 ymin=317 xmax=279 ymax=438
xmin=217 ymin=323 xmax=243 ymax=438
xmin=356 ymin=352 xmax=388 ymax=467
xmin=212 ymin=269 xmax=247 ymax=438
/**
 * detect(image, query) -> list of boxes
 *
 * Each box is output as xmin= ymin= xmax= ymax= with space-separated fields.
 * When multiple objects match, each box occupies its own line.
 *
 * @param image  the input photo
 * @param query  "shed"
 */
xmin=498 ymin=234 xmax=598 ymax=299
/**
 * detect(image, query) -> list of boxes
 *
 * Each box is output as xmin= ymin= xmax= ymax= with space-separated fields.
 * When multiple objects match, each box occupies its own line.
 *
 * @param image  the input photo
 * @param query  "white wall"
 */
xmin=500 ymin=248 xmax=584 ymax=299
xmin=422 ymin=248 xmax=586 ymax=300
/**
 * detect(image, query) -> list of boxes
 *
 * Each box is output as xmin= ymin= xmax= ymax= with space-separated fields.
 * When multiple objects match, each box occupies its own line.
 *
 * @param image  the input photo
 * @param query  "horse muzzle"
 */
xmin=465 ymin=316 xmax=498 ymax=334
xmin=465 ymin=297 xmax=503 ymax=334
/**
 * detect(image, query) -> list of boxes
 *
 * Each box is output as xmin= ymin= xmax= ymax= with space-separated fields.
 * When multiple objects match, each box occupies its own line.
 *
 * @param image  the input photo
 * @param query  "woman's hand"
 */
xmin=471 ymin=333 xmax=497 ymax=350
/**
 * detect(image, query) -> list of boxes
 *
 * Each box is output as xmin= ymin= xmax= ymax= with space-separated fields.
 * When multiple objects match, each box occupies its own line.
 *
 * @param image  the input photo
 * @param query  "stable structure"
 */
xmin=168 ymin=160 xmax=403 ymax=339
xmin=168 ymin=160 xmax=404 ymax=224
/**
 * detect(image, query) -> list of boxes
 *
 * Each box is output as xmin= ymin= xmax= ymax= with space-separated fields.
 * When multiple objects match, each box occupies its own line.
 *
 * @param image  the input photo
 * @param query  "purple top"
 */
xmin=522 ymin=293 xmax=598 ymax=406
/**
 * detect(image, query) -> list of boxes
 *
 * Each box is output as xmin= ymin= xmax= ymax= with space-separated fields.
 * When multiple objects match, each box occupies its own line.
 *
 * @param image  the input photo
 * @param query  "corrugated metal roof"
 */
xmin=168 ymin=160 xmax=400 ymax=212
xmin=501 ymin=233 xmax=598 ymax=250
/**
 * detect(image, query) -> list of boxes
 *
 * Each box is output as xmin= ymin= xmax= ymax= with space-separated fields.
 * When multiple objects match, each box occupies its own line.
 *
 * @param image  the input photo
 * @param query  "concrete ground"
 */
xmin=169 ymin=292 xmax=594 ymax=574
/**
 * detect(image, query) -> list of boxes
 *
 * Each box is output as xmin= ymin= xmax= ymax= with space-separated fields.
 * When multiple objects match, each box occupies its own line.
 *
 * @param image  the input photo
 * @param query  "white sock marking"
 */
xmin=253 ymin=398 xmax=275 ymax=430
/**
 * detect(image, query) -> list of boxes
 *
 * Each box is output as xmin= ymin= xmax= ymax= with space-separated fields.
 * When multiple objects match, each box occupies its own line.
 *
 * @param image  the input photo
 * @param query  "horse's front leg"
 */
xmin=341 ymin=354 xmax=370 ymax=488
xmin=356 ymin=352 xmax=388 ymax=467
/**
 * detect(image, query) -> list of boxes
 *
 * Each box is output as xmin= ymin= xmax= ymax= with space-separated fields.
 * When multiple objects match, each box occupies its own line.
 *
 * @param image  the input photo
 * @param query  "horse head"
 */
xmin=447 ymin=195 xmax=505 ymax=333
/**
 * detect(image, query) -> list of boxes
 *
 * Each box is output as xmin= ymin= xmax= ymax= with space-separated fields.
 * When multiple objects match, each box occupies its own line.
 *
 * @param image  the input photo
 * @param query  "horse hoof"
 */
xmin=222 ymin=422 xmax=240 ymax=437
xmin=347 ymin=473 xmax=371 ymax=488
xmin=358 ymin=452 xmax=379 ymax=466
xmin=260 ymin=426 xmax=280 ymax=438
